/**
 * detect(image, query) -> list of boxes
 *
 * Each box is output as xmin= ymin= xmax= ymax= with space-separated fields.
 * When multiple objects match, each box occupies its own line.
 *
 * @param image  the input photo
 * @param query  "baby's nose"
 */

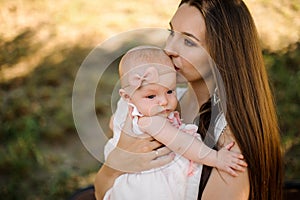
xmin=159 ymin=95 xmax=168 ymax=106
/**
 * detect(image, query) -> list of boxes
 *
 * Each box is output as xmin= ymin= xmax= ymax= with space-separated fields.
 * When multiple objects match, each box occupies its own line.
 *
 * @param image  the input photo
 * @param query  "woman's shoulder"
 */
xmin=202 ymin=163 xmax=250 ymax=200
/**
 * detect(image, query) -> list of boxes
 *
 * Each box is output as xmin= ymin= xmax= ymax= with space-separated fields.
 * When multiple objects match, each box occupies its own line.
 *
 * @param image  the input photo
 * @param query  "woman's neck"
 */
xmin=189 ymin=78 xmax=214 ymax=108
xmin=179 ymin=78 xmax=213 ymax=123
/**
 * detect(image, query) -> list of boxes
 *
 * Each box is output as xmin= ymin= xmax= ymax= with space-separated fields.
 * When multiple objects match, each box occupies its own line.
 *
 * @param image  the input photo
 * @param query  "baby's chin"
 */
xmin=156 ymin=111 xmax=171 ymax=118
xmin=144 ymin=109 xmax=172 ymax=118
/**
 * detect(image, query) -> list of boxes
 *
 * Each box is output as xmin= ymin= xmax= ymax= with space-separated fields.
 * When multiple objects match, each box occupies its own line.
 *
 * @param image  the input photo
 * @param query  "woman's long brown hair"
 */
xmin=179 ymin=0 xmax=283 ymax=199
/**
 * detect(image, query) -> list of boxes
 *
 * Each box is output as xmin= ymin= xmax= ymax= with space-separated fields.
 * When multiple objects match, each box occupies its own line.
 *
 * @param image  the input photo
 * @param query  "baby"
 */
xmin=103 ymin=46 xmax=246 ymax=200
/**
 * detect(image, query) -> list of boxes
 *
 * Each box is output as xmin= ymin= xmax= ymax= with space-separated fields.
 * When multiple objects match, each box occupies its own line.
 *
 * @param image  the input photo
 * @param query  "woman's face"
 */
xmin=165 ymin=3 xmax=212 ymax=83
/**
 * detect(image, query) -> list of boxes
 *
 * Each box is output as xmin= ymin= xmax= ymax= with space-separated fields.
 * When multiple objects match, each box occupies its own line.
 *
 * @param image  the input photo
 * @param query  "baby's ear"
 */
xmin=119 ymin=89 xmax=130 ymax=101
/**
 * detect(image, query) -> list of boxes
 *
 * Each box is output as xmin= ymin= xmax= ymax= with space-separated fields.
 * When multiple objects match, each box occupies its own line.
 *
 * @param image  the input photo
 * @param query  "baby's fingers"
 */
xmin=225 ymin=167 xmax=238 ymax=177
xmin=230 ymin=163 xmax=246 ymax=172
xmin=150 ymin=152 xmax=175 ymax=169
xmin=231 ymin=156 xmax=248 ymax=167
xmin=229 ymin=157 xmax=247 ymax=172
xmin=224 ymin=141 xmax=235 ymax=150
xmin=236 ymin=159 xmax=248 ymax=167
xmin=232 ymin=152 xmax=244 ymax=159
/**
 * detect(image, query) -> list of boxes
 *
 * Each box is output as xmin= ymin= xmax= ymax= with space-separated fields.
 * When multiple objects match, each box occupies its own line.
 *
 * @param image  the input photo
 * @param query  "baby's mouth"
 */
xmin=160 ymin=109 xmax=171 ymax=115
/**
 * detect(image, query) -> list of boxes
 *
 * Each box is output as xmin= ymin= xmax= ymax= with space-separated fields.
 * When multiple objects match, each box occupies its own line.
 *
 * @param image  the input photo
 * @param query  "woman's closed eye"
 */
xmin=184 ymin=38 xmax=197 ymax=47
xmin=167 ymin=28 xmax=175 ymax=37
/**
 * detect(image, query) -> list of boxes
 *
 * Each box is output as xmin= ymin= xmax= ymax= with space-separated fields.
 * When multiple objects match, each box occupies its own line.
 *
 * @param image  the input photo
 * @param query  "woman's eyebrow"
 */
xmin=169 ymin=22 xmax=200 ymax=42
xmin=182 ymin=32 xmax=200 ymax=42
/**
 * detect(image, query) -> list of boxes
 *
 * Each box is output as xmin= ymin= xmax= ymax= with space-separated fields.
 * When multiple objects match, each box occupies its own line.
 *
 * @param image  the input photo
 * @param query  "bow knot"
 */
xmin=128 ymin=67 xmax=159 ymax=88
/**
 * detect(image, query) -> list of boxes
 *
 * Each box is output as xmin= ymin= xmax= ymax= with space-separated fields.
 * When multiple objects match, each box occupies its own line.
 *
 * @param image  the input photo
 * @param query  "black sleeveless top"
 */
xmin=196 ymin=97 xmax=223 ymax=199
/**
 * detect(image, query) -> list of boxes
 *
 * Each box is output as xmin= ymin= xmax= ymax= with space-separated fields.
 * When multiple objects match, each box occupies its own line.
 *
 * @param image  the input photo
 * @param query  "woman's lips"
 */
xmin=174 ymin=65 xmax=180 ymax=71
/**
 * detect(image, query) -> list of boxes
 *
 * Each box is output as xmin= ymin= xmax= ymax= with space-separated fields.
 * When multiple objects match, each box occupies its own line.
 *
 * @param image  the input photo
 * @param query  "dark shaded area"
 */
xmin=283 ymin=180 xmax=300 ymax=200
xmin=68 ymin=185 xmax=96 ymax=200
xmin=0 ymin=29 xmax=39 ymax=68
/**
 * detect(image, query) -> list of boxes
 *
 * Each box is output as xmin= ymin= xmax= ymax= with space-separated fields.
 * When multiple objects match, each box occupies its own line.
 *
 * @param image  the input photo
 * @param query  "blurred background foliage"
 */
xmin=0 ymin=0 xmax=299 ymax=199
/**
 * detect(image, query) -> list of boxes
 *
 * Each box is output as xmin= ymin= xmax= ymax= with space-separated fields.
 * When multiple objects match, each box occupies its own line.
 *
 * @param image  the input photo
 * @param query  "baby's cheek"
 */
xmin=171 ymin=98 xmax=178 ymax=109
xmin=148 ymin=105 xmax=161 ymax=116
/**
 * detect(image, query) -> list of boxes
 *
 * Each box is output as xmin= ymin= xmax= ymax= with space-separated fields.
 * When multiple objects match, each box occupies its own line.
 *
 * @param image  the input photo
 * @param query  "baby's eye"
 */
xmin=167 ymin=90 xmax=174 ymax=94
xmin=147 ymin=95 xmax=156 ymax=99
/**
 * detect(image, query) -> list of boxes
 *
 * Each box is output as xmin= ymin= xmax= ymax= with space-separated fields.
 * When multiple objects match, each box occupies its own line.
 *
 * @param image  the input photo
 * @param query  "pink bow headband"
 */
xmin=121 ymin=64 xmax=176 ymax=94
xmin=128 ymin=67 xmax=159 ymax=88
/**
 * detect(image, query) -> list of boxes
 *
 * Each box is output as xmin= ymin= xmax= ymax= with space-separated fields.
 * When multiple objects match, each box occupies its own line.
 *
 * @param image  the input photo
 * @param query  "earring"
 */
xmin=212 ymin=87 xmax=220 ymax=106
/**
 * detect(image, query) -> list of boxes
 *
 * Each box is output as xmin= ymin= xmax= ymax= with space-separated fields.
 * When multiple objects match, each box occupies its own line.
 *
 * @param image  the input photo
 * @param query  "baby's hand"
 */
xmin=215 ymin=142 xmax=248 ymax=177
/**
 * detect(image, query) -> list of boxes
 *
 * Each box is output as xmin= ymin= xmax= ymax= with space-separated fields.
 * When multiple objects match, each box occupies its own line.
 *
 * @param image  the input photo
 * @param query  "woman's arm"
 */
xmin=94 ymin=133 xmax=174 ymax=199
xmin=201 ymin=127 xmax=250 ymax=200
xmin=94 ymin=164 xmax=123 ymax=200
xmin=94 ymin=114 xmax=174 ymax=199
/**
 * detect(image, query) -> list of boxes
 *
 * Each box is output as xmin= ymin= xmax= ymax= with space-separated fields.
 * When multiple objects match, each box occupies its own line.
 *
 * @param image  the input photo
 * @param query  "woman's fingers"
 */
xmin=149 ymin=140 xmax=164 ymax=150
xmin=149 ymin=146 xmax=172 ymax=159
xmin=149 ymin=151 xmax=175 ymax=169
xmin=109 ymin=104 xmax=174 ymax=173
xmin=156 ymin=146 xmax=172 ymax=157
xmin=107 ymin=149 xmax=174 ymax=173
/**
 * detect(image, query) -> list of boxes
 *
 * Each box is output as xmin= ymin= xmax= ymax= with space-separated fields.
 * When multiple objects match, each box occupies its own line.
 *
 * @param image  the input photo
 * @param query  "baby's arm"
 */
xmin=138 ymin=116 xmax=247 ymax=176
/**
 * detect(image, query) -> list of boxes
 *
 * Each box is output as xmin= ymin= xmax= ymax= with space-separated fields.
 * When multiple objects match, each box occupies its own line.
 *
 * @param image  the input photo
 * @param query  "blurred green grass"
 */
xmin=0 ymin=0 xmax=299 ymax=199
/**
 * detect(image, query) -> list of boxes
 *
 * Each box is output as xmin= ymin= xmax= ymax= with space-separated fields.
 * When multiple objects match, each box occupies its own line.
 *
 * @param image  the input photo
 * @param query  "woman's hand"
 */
xmin=95 ymin=107 xmax=174 ymax=199
xmin=105 ymin=108 xmax=175 ymax=173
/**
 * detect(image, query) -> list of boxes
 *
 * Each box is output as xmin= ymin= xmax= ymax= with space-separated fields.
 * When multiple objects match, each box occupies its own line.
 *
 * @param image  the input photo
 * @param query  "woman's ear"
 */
xmin=119 ymin=89 xmax=131 ymax=101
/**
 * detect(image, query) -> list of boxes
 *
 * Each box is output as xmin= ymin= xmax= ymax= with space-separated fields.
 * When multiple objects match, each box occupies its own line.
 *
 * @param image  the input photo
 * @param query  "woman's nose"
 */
xmin=164 ymin=47 xmax=178 ymax=57
xmin=164 ymin=39 xmax=178 ymax=57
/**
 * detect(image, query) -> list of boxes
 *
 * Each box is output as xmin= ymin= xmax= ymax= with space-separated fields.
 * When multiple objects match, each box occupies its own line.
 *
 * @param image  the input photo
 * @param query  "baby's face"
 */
xmin=130 ymin=83 xmax=177 ymax=117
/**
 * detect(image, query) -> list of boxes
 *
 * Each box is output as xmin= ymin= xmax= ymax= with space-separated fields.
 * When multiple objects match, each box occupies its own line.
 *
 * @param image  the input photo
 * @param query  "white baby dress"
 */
xmin=103 ymin=88 xmax=227 ymax=200
xmin=104 ymin=100 xmax=202 ymax=200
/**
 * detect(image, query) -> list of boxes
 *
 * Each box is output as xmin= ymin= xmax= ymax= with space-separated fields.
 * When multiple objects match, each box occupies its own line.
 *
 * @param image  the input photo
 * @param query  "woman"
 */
xmin=94 ymin=0 xmax=283 ymax=199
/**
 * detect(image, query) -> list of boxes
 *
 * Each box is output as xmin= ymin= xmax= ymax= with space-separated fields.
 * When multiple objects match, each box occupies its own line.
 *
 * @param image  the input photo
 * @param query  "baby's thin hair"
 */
xmin=119 ymin=45 xmax=173 ymax=78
